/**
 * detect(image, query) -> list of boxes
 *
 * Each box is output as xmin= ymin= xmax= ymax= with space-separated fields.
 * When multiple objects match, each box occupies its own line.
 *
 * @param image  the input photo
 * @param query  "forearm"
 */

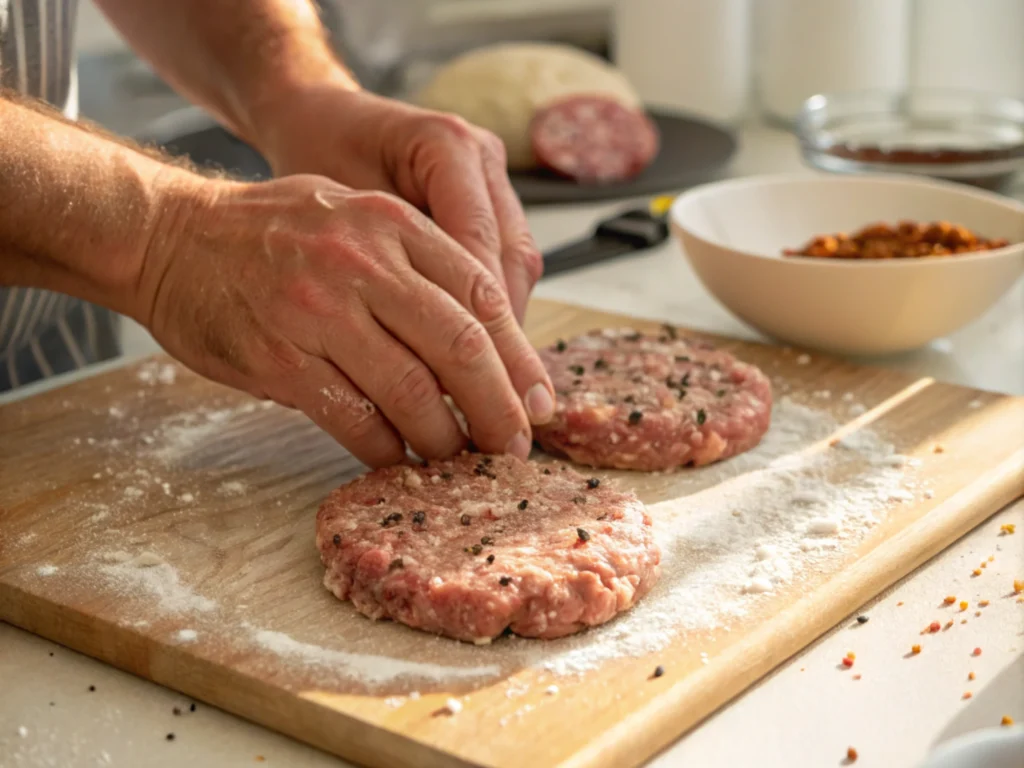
xmin=0 ymin=92 xmax=195 ymax=321
xmin=94 ymin=0 xmax=359 ymax=153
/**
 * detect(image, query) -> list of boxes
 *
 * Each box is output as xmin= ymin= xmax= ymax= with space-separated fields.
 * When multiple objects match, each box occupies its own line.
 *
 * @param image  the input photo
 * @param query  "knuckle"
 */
xmin=388 ymin=364 xmax=441 ymax=415
xmin=432 ymin=113 xmax=475 ymax=142
xmin=462 ymin=208 xmax=500 ymax=250
xmin=353 ymin=190 xmax=415 ymax=224
xmin=468 ymin=270 xmax=511 ymax=325
xmin=478 ymin=130 xmax=507 ymax=164
xmin=283 ymin=276 xmax=336 ymax=317
xmin=513 ymin=242 xmax=544 ymax=283
xmin=448 ymin=317 xmax=492 ymax=368
xmin=342 ymin=403 xmax=382 ymax=444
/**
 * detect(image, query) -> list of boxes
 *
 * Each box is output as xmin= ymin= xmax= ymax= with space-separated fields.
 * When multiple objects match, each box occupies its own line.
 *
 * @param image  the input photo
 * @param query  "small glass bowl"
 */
xmin=796 ymin=90 xmax=1024 ymax=191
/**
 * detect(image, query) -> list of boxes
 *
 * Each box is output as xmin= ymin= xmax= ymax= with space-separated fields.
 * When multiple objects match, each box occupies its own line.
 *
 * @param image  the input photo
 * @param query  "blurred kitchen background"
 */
xmin=78 ymin=0 xmax=1024 ymax=136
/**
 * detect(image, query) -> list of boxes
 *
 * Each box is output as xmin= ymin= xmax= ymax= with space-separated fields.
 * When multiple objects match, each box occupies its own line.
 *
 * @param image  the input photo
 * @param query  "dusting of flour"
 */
xmin=507 ymin=397 xmax=921 ymax=675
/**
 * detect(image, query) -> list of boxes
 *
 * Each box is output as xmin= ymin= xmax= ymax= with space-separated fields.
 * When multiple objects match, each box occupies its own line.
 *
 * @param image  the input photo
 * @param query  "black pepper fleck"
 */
xmin=460 ymin=514 xmax=472 ymax=526
xmin=542 ymin=469 xmax=551 ymax=475
xmin=499 ymin=576 xmax=511 ymax=586
xmin=412 ymin=510 xmax=426 ymax=525
xmin=376 ymin=497 xmax=387 ymax=505
xmin=624 ymin=395 xmax=636 ymax=404
xmin=680 ymin=373 xmax=691 ymax=387
xmin=696 ymin=408 xmax=707 ymax=425
xmin=166 ymin=733 xmax=175 ymax=741
xmin=88 ymin=685 xmax=96 ymax=692
xmin=662 ymin=324 xmax=678 ymax=340
xmin=625 ymin=332 xmax=642 ymax=342
xmin=486 ymin=554 xmax=495 ymax=564
xmin=389 ymin=558 xmax=404 ymax=571
xmin=555 ymin=339 xmax=567 ymax=352
xmin=518 ymin=499 xmax=529 ymax=510
xmin=48 ymin=652 xmax=54 ymax=657
xmin=380 ymin=511 xmax=403 ymax=527
xmin=594 ymin=358 xmax=608 ymax=370
xmin=675 ymin=355 xmax=691 ymax=363
xmin=441 ymin=472 xmax=453 ymax=481
xmin=573 ymin=496 xmax=586 ymax=505
xmin=577 ymin=527 xmax=591 ymax=542
xmin=856 ymin=615 xmax=869 ymax=624
xmin=332 ymin=534 xmax=341 ymax=546
xmin=628 ymin=410 xmax=643 ymax=425
xmin=173 ymin=707 xmax=182 ymax=716
xmin=717 ymin=389 xmax=726 ymax=397
xmin=569 ymin=365 xmax=585 ymax=376
xmin=481 ymin=536 xmax=494 ymax=546
xmin=482 ymin=457 xmax=493 ymax=465
xmin=652 ymin=665 xmax=665 ymax=678
xmin=586 ymin=478 xmax=600 ymax=489
xmin=677 ymin=389 xmax=687 ymax=399
xmin=189 ymin=704 xmax=196 ymax=712
xmin=469 ymin=544 xmax=483 ymax=555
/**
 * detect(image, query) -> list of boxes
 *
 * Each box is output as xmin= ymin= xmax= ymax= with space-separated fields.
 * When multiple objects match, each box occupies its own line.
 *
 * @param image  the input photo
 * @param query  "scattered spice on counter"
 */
xmin=841 ymin=657 xmax=854 ymax=668
xmin=652 ymin=665 xmax=665 ymax=679
xmin=972 ymin=647 xmax=982 ymax=657
xmin=944 ymin=620 xmax=954 ymax=630
xmin=944 ymin=595 xmax=956 ymax=605
xmin=979 ymin=600 xmax=990 ymax=607
xmin=166 ymin=733 xmax=175 ymax=742
xmin=856 ymin=615 xmax=869 ymax=624
xmin=88 ymin=685 xmax=96 ymax=692
xmin=988 ymin=555 xmax=995 ymax=562
xmin=962 ymin=692 xmax=973 ymax=700
xmin=911 ymin=644 xmax=922 ymax=655
xmin=928 ymin=621 xmax=942 ymax=633
xmin=961 ymin=619 xmax=968 ymax=625
xmin=981 ymin=561 xmax=988 ymax=569
xmin=1001 ymin=716 xmax=1015 ymax=726
xmin=959 ymin=601 xmax=968 ymax=611
xmin=933 ymin=444 xmax=945 ymax=454
xmin=968 ymin=672 xmax=976 ymax=681
xmin=190 ymin=704 xmax=196 ymax=712
xmin=973 ymin=569 xmax=983 ymax=577
xmin=975 ymin=611 xmax=983 ymax=617
xmin=852 ymin=674 xmax=862 ymax=681
xmin=999 ymin=523 xmax=1016 ymax=535
xmin=1014 ymin=580 xmax=1023 ymax=594
xmin=897 ymin=602 xmax=904 ymax=607
xmin=846 ymin=746 xmax=858 ymax=763
xmin=172 ymin=707 xmax=181 ymax=716
xmin=846 ymin=651 xmax=856 ymax=660
xmin=255 ymin=758 xmax=266 ymax=763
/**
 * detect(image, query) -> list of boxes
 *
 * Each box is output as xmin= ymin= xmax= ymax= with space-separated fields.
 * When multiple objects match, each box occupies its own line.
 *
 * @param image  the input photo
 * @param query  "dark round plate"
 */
xmin=141 ymin=107 xmax=737 ymax=206
xmin=511 ymin=109 xmax=737 ymax=205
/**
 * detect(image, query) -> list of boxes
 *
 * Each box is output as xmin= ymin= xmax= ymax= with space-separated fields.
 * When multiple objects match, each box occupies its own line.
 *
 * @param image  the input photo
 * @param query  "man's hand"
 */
xmin=253 ymin=87 xmax=544 ymax=325
xmin=139 ymin=174 xmax=555 ymax=467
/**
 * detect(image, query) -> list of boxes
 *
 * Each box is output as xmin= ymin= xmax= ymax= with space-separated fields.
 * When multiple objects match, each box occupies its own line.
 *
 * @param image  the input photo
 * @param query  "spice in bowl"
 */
xmin=784 ymin=221 xmax=1009 ymax=260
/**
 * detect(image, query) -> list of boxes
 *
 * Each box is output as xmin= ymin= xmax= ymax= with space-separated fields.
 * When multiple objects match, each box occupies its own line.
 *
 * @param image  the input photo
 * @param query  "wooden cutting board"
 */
xmin=1 ymin=299 xmax=1022 ymax=768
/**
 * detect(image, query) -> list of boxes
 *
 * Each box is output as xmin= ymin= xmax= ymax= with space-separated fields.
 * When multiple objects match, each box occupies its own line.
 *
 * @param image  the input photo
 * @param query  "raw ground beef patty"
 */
xmin=316 ymin=454 xmax=660 ymax=643
xmin=534 ymin=328 xmax=773 ymax=471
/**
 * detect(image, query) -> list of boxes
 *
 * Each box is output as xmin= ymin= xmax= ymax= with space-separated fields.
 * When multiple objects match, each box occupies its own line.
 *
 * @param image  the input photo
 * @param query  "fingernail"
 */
xmin=505 ymin=431 xmax=532 ymax=461
xmin=524 ymin=382 xmax=555 ymax=425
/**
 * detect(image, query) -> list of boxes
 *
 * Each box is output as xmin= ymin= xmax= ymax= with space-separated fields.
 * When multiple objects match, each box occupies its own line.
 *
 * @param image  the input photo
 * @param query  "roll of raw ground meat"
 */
xmin=529 ymin=95 xmax=660 ymax=184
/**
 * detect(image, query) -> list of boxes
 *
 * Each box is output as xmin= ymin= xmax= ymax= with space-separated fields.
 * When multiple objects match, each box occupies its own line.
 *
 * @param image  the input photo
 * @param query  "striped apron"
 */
xmin=0 ymin=0 xmax=121 ymax=391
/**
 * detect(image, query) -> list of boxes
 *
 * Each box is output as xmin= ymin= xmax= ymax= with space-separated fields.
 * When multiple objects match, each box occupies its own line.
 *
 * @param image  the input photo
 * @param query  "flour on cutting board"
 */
xmin=46 ymin=371 xmax=926 ymax=689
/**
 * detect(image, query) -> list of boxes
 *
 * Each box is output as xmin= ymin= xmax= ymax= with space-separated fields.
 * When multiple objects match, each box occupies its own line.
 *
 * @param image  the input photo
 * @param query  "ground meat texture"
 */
xmin=316 ymin=453 xmax=660 ymax=643
xmin=534 ymin=328 xmax=772 ymax=471
xmin=530 ymin=95 xmax=659 ymax=184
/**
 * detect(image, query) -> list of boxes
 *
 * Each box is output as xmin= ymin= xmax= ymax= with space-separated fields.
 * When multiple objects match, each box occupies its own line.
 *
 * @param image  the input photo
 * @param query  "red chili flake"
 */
xmin=846 ymin=746 xmax=858 ymax=762
xmin=928 ymin=621 xmax=941 ymax=633
xmin=841 ymin=657 xmax=854 ymax=668
xmin=973 ymin=647 xmax=982 ymax=656
xmin=852 ymin=674 xmax=862 ymax=681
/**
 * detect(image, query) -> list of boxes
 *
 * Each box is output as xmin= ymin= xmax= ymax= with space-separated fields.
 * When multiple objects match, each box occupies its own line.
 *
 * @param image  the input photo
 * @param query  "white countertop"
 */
xmin=2 ymin=125 xmax=1023 ymax=768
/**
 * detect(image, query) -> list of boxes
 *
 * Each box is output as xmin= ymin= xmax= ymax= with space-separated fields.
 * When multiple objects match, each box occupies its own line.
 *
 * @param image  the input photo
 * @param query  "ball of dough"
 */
xmin=415 ymin=42 xmax=642 ymax=170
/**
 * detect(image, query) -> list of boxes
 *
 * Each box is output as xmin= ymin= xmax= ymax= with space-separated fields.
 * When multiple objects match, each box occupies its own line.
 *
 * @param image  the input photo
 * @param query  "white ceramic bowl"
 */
xmin=917 ymin=727 xmax=1024 ymax=768
xmin=670 ymin=174 xmax=1024 ymax=355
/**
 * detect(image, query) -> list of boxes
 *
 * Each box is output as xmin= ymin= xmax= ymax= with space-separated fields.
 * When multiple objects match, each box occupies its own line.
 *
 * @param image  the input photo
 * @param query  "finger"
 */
xmin=478 ymin=134 xmax=544 ymax=325
xmin=282 ymin=356 xmax=407 ymax=468
xmin=417 ymin=120 xmax=507 ymax=289
xmin=396 ymin=222 xmax=556 ymax=429
xmin=323 ymin=311 xmax=468 ymax=461
xmin=366 ymin=267 xmax=533 ymax=459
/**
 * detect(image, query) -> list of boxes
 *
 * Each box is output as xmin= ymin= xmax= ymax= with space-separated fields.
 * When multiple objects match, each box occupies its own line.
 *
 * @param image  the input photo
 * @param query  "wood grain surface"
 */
xmin=1 ymin=299 xmax=1022 ymax=768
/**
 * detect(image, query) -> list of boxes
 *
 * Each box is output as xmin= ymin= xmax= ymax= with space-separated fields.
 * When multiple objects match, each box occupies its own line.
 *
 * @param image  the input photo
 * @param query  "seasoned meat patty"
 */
xmin=534 ymin=327 xmax=772 ymax=470
xmin=316 ymin=453 xmax=660 ymax=643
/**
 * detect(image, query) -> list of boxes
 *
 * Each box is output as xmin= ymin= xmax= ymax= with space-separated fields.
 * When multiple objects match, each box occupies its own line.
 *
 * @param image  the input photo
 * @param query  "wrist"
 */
xmin=130 ymin=166 xmax=222 ymax=326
